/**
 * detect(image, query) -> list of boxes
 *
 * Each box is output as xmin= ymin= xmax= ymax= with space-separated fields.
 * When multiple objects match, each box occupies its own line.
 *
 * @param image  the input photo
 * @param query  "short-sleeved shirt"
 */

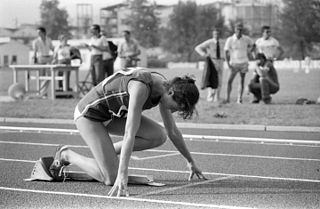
xmin=224 ymin=34 xmax=253 ymax=64
xmin=118 ymin=39 xmax=140 ymax=57
xmin=54 ymin=44 xmax=71 ymax=61
xmin=196 ymin=38 xmax=224 ymax=59
xmin=90 ymin=36 xmax=108 ymax=56
xmin=75 ymin=68 xmax=164 ymax=122
xmin=33 ymin=37 xmax=54 ymax=57
xmin=255 ymin=37 xmax=280 ymax=59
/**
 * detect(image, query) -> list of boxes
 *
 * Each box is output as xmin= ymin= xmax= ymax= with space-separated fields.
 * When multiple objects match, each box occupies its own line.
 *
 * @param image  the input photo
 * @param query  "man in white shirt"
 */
xmin=195 ymin=28 xmax=224 ymax=103
xmin=254 ymin=25 xmax=284 ymax=61
xmin=84 ymin=25 xmax=109 ymax=86
xmin=118 ymin=30 xmax=141 ymax=69
xmin=32 ymin=27 xmax=54 ymax=97
xmin=224 ymin=23 xmax=254 ymax=104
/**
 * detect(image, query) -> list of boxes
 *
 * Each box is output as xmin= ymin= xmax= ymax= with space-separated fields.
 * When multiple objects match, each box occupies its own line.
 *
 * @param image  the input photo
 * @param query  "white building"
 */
xmin=0 ymin=38 xmax=30 ymax=67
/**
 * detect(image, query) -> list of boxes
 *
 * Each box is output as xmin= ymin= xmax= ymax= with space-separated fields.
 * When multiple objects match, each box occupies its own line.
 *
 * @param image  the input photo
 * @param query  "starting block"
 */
xmin=24 ymin=157 xmax=165 ymax=187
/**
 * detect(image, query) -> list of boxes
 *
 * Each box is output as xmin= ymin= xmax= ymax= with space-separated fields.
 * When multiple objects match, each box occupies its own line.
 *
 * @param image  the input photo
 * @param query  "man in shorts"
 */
xmin=224 ymin=23 xmax=253 ymax=104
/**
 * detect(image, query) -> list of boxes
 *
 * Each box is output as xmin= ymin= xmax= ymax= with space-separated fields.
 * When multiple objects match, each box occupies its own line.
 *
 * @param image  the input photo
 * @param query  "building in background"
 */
xmin=229 ymin=0 xmax=282 ymax=36
xmin=0 ymin=38 xmax=30 ymax=67
xmin=100 ymin=3 xmax=173 ymax=37
xmin=100 ymin=0 xmax=282 ymax=38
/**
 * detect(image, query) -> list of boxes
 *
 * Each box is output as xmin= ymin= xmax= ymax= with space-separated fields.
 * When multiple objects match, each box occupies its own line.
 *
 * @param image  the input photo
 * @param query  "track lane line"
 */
xmin=1 ymin=140 xmax=319 ymax=162
xmin=0 ymin=186 xmax=256 ymax=209
xmin=136 ymin=176 xmax=233 ymax=197
xmin=1 ymin=126 xmax=319 ymax=145
xmin=1 ymin=158 xmax=320 ymax=183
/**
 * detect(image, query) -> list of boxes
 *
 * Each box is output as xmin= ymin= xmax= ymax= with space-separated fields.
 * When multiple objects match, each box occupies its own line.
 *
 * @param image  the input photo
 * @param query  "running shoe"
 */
xmin=49 ymin=145 xmax=70 ymax=181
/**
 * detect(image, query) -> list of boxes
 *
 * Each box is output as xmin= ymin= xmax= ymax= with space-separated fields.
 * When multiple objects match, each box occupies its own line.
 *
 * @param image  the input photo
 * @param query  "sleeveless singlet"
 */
xmin=75 ymin=68 xmax=165 ymax=122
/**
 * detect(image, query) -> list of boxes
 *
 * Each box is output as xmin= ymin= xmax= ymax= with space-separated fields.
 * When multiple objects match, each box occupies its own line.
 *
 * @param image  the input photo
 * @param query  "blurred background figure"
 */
xmin=304 ymin=56 xmax=311 ymax=74
xmin=195 ymin=28 xmax=224 ymax=104
xmin=32 ymin=26 xmax=54 ymax=98
xmin=224 ymin=23 xmax=254 ymax=104
xmin=52 ymin=34 xmax=72 ymax=91
xmin=83 ymin=24 xmax=109 ymax=86
xmin=101 ymin=31 xmax=116 ymax=78
xmin=118 ymin=30 xmax=141 ymax=69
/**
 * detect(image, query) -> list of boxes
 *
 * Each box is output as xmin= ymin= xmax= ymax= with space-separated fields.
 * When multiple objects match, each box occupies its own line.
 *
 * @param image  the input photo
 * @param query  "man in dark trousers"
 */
xmin=195 ymin=28 xmax=224 ymax=103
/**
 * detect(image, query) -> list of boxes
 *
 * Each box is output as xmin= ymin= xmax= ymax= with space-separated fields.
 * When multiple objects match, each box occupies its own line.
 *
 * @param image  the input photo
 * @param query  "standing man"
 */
xmin=254 ymin=25 xmax=284 ymax=62
xmin=101 ymin=31 xmax=116 ymax=78
xmin=32 ymin=26 xmax=54 ymax=97
xmin=224 ymin=23 xmax=253 ymax=104
xmin=84 ymin=24 xmax=109 ymax=86
xmin=195 ymin=28 xmax=224 ymax=103
xmin=118 ymin=30 xmax=141 ymax=69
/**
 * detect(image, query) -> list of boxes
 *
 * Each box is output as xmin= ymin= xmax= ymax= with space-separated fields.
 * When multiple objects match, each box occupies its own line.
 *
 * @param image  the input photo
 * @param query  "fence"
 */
xmin=168 ymin=60 xmax=320 ymax=71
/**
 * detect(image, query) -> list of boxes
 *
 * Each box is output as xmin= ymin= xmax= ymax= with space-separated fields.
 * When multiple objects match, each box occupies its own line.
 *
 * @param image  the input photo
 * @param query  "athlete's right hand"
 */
xmin=108 ymin=174 xmax=129 ymax=197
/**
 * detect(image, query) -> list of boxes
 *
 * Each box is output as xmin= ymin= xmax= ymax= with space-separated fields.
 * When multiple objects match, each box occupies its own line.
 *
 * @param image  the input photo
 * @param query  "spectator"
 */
xmin=83 ymin=24 xmax=109 ymax=86
xmin=224 ymin=23 xmax=254 ymax=104
xmin=248 ymin=53 xmax=279 ymax=104
xmin=101 ymin=31 xmax=116 ymax=78
xmin=195 ymin=28 xmax=224 ymax=104
xmin=32 ymin=26 xmax=54 ymax=97
xmin=254 ymin=25 xmax=284 ymax=61
xmin=52 ymin=34 xmax=72 ymax=91
xmin=118 ymin=30 xmax=141 ymax=69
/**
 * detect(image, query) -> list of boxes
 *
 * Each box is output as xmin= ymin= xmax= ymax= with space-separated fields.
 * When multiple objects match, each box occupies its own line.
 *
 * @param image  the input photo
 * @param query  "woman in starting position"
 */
xmin=49 ymin=67 xmax=206 ymax=196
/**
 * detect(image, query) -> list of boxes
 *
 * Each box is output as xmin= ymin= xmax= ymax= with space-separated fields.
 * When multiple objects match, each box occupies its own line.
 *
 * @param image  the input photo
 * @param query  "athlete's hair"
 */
xmin=169 ymin=76 xmax=199 ymax=119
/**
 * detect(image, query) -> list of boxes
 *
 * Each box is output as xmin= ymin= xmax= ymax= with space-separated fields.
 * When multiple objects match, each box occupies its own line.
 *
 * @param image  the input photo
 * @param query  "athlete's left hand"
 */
xmin=187 ymin=161 xmax=207 ymax=181
xmin=108 ymin=174 xmax=129 ymax=197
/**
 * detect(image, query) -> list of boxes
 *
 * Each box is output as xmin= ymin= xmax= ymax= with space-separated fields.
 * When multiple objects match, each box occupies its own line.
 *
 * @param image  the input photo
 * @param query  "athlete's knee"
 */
xmin=101 ymin=172 xmax=117 ymax=186
xmin=153 ymin=128 xmax=167 ymax=147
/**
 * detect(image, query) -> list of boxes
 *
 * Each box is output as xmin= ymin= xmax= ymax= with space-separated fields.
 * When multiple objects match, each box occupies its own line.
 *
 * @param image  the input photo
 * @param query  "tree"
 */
xmin=161 ymin=1 xmax=198 ymax=61
xmin=39 ymin=0 xmax=71 ymax=39
xmin=161 ymin=1 xmax=225 ymax=62
xmin=280 ymin=0 xmax=320 ymax=59
xmin=124 ymin=0 xmax=160 ymax=48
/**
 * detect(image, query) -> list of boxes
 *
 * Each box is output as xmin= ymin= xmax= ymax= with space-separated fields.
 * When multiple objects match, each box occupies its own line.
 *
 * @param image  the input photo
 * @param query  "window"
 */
xmin=4 ymin=55 xmax=9 ymax=67
xmin=11 ymin=55 xmax=17 ymax=64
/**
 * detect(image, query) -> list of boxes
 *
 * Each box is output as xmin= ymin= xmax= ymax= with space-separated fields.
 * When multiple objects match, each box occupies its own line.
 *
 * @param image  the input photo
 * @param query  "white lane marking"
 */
xmin=136 ymin=176 xmax=233 ymax=197
xmin=1 ymin=126 xmax=319 ymax=145
xmin=129 ymin=167 xmax=320 ymax=183
xmin=186 ymin=139 xmax=320 ymax=148
xmin=0 ymin=187 xmax=257 ymax=209
xmin=1 ymin=158 xmax=320 ymax=183
xmin=1 ymin=140 xmax=319 ymax=162
xmin=131 ymin=153 xmax=179 ymax=160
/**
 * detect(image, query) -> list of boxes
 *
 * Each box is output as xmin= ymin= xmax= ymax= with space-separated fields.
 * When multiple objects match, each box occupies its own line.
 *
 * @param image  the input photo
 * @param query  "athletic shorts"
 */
xmin=230 ymin=63 xmax=249 ymax=73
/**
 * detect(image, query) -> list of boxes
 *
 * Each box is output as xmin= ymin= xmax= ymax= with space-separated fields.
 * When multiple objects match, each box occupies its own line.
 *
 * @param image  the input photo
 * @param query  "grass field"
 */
xmin=0 ymin=66 xmax=319 ymax=126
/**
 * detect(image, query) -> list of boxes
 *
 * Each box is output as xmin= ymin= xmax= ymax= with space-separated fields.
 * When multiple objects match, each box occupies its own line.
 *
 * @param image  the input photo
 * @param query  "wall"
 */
xmin=0 ymin=41 xmax=29 ymax=67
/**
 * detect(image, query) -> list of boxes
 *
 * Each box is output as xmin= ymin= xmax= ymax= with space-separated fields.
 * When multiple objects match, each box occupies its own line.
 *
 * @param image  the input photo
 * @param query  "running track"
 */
xmin=0 ymin=121 xmax=319 ymax=209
